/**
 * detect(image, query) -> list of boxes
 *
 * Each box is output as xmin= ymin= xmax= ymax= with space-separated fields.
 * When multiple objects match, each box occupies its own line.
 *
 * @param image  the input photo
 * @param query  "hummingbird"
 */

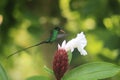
xmin=7 ymin=26 xmax=65 ymax=59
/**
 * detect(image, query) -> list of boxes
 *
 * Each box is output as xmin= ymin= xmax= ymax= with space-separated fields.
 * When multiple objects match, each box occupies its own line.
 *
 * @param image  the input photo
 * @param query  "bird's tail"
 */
xmin=7 ymin=41 xmax=48 ymax=59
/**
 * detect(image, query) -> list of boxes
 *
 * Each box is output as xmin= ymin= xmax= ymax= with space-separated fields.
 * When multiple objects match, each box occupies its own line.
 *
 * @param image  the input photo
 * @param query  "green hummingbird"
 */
xmin=7 ymin=26 xmax=65 ymax=58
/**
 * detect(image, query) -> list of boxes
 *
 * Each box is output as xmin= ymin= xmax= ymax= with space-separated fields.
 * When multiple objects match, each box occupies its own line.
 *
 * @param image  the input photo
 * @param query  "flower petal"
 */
xmin=65 ymin=39 xmax=75 ymax=52
xmin=62 ymin=40 xmax=66 ymax=48
xmin=77 ymin=46 xmax=87 ymax=55
xmin=65 ymin=32 xmax=87 ymax=55
xmin=71 ymin=48 xmax=74 ymax=52
xmin=76 ymin=32 xmax=87 ymax=48
xmin=81 ymin=50 xmax=87 ymax=55
xmin=58 ymin=44 xmax=61 ymax=49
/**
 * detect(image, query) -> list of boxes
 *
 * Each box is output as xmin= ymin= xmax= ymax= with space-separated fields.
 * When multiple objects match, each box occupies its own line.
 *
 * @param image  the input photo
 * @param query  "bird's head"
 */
xmin=54 ymin=26 xmax=65 ymax=33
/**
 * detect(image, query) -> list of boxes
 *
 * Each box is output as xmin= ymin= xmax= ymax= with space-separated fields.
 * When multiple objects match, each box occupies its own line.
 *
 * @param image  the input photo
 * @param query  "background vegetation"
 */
xmin=0 ymin=0 xmax=120 ymax=80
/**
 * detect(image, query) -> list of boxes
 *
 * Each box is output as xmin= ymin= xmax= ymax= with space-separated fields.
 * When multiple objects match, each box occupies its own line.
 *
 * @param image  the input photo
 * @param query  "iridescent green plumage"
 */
xmin=7 ymin=27 xmax=64 ymax=58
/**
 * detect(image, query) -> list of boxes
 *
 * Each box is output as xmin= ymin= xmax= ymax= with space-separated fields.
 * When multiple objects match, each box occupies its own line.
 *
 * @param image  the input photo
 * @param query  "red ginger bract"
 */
xmin=53 ymin=48 xmax=68 ymax=80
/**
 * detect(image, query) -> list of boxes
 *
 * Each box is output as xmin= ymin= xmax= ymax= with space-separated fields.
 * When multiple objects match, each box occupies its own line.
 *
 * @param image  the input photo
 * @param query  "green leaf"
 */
xmin=68 ymin=51 xmax=72 ymax=64
xmin=44 ymin=66 xmax=53 ymax=75
xmin=62 ymin=62 xmax=120 ymax=80
xmin=26 ymin=76 xmax=50 ymax=80
xmin=0 ymin=63 xmax=8 ymax=80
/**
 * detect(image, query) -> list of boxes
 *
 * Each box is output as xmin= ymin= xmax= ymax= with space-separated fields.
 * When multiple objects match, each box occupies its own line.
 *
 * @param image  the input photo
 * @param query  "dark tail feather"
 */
xmin=7 ymin=41 xmax=47 ymax=59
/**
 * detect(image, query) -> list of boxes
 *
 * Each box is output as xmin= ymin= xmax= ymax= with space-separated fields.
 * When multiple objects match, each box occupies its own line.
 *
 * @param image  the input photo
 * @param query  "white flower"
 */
xmin=58 ymin=32 xmax=87 ymax=55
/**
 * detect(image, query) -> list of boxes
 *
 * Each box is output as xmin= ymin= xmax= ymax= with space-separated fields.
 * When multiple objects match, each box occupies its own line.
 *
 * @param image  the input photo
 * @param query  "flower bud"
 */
xmin=53 ymin=48 xmax=68 ymax=80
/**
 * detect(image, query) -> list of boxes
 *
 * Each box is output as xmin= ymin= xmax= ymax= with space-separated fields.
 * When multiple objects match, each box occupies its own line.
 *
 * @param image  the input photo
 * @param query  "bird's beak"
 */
xmin=60 ymin=29 xmax=65 ymax=33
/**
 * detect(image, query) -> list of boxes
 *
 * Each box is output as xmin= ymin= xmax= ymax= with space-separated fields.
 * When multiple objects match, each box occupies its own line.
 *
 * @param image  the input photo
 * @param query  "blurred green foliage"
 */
xmin=0 ymin=63 xmax=8 ymax=80
xmin=0 ymin=0 xmax=120 ymax=80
